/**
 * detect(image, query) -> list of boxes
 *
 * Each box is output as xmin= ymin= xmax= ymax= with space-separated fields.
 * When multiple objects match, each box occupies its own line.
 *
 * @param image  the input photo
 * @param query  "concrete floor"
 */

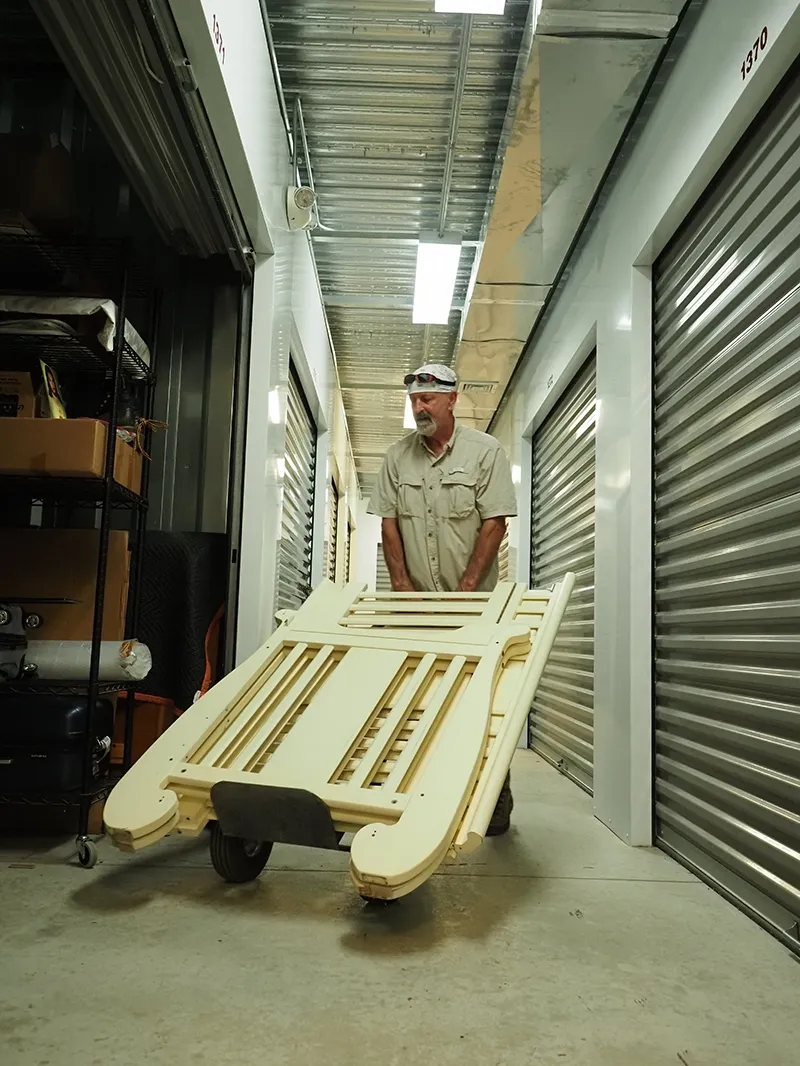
xmin=1 ymin=751 xmax=797 ymax=1066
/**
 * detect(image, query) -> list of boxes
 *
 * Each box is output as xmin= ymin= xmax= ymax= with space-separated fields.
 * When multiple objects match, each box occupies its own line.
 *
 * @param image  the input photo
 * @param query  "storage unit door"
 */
xmin=653 ymin=69 xmax=800 ymax=951
xmin=344 ymin=521 xmax=353 ymax=584
xmin=376 ymin=551 xmax=392 ymax=593
xmin=327 ymin=480 xmax=339 ymax=582
xmin=498 ymin=527 xmax=510 ymax=582
xmin=277 ymin=369 xmax=317 ymax=612
xmin=529 ymin=356 xmax=596 ymax=792
xmin=30 ymin=0 xmax=249 ymax=260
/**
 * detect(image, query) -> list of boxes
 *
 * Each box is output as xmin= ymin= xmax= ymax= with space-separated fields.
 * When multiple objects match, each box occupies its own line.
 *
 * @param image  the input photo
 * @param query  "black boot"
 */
xmin=486 ymin=772 xmax=513 ymax=836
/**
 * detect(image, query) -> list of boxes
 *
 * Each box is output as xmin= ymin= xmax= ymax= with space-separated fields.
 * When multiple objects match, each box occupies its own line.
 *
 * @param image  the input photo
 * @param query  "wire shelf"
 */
xmin=0 ymin=329 xmax=152 ymax=382
xmin=0 ymin=678 xmax=131 ymax=697
xmin=0 ymin=475 xmax=146 ymax=509
xmin=0 ymin=225 xmax=153 ymax=301
xmin=0 ymin=774 xmax=119 ymax=808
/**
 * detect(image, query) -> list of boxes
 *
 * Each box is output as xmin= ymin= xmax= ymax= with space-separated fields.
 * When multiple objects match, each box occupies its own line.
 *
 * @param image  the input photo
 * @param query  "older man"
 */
xmin=368 ymin=363 xmax=518 ymax=834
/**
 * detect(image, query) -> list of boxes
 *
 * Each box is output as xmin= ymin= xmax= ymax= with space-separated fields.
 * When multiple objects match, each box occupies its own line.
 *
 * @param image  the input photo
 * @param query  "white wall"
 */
xmin=493 ymin=0 xmax=800 ymax=846
xmin=169 ymin=0 xmax=359 ymax=659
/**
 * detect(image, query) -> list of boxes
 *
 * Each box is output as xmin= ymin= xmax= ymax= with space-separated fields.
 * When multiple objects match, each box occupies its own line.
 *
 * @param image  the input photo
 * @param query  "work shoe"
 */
xmin=486 ymin=773 xmax=513 ymax=836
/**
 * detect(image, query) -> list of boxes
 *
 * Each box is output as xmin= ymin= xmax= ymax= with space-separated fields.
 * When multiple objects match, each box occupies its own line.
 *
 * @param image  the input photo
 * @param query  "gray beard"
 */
xmin=415 ymin=416 xmax=437 ymax=438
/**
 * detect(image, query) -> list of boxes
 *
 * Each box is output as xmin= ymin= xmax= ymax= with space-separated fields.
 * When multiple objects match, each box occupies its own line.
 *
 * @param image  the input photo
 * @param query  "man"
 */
xmin=368 ymin=363 xmax=518 ymax=834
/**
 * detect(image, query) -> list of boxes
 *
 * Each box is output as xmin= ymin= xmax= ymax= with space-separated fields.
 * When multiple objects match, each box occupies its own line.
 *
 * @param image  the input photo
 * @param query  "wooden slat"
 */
xmin=382 ymin=656 xmax=466 ymax=793
xmin=347 ymin=654 xmax=439 ymax=789
xmin=264 ymin=646 xmax=407 ymax=785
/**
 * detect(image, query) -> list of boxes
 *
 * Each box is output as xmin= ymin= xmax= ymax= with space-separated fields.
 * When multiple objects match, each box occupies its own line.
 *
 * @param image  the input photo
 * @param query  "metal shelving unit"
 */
xmin=0 ymin=229 xmax=158 ymax=867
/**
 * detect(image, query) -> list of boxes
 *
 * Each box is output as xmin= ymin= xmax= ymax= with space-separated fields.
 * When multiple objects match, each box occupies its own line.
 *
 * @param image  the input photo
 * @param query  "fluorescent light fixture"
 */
xmin=412 ymin=232 xmax=462 ymax=325
xmin=404 ymin=395 xmax=416 ymax=430
xmin=268 ymin=388 xmax=281 ymax=424
xmin=511 ymin=464 xmax=521 ymax=485
xmin=435 ymin=1 xmax=506 ymax=13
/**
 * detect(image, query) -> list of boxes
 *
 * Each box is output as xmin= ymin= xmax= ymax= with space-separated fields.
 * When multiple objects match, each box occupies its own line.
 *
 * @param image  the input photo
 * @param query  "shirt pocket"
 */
xmin=439 ymin=472 xmax=478 ymax=519
xmin=397 ymin=476 xmax=425 ymax=518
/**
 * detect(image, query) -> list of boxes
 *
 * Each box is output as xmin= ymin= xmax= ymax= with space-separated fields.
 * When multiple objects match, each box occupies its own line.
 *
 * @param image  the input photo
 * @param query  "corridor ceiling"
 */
xmin=268 ymin=0 xmax=687 ymax=493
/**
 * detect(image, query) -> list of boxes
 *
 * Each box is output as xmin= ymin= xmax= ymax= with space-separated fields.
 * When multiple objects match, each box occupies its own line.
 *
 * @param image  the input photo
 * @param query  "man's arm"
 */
xmin=381 ymin=518 xmax=415 ymax=592
xmin=456 ymin=517 xmax=507 ymax=592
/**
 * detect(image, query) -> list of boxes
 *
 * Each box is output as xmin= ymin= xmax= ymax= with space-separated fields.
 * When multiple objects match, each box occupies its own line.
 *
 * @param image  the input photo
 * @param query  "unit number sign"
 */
xmin=741 ymin=27 xmax=768 ymax=81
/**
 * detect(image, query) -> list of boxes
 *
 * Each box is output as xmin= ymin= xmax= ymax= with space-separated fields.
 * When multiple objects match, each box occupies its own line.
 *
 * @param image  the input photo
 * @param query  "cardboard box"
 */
xmin=0 ymin=529 xmax=130 ymax=641
xmin=0 ymin=133 xmax=74 ymax=234
xmin=111 ymin=700 xmax=176 ymax=766
xmin=0 ymin=371 xmax=34 ymax=418
xmin=0 ymin=418 xmax=143 ymax=492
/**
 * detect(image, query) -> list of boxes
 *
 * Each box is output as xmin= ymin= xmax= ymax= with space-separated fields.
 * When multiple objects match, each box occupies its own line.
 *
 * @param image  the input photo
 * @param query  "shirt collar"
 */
xmin=420 ymin=423 xmax=459 ymax=457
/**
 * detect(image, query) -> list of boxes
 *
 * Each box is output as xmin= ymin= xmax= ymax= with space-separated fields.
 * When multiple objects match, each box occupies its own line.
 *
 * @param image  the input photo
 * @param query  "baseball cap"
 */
xmin=404 ymin=364 xmax=458 ymax=394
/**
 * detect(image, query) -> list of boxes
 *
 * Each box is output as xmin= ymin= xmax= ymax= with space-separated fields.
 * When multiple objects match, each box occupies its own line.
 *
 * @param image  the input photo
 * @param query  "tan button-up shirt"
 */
xmin=368 ymin=424 xmax=518 ymax=592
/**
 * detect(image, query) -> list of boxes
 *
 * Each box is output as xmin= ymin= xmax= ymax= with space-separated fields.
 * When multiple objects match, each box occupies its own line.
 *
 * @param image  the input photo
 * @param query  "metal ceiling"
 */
xmin=268 ymin=0 xmax=529 ymax=490
xmin=268 ymin=0 xmax=689 ymax=490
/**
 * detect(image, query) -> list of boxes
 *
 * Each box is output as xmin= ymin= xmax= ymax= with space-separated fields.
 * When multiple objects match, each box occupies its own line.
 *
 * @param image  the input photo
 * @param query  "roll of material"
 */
xmin=25 ymin=639 xmax=152 ymax=682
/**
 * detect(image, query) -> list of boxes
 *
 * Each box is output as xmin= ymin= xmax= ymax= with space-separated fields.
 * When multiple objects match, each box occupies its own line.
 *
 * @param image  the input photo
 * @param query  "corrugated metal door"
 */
xmin=376 ymin=551 xmax=392 ymax=592
xmin=529 ymin=356 xmax=596 ymax=792
xmin=653 ymin=70 xmax=800 ymax=952
xmin=326 ymin=480 xmax=339 ymax=582
xmin=344 ymin=520 xmax=353 ymax=583
xmin=498 ymin=527 xmax=510 ymax=581
xmin=277 ymin=368 xmax=317 ymax=612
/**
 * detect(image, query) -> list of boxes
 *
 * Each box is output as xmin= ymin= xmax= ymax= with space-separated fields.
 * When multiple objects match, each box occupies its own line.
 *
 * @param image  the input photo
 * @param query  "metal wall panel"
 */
xmin=653 ymin=69 xmax=800 ymax=953
xmin=529 ymin=356 xmax=596 ymax=792
xmin=277 ymin=367 xmax=317 ymax=612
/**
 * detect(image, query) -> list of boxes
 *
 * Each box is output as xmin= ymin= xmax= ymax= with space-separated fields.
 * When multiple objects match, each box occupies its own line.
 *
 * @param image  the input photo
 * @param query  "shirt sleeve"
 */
xmin=367 ymin=449 xmax=399 ymax=518
xmin=476 ymin=443 xmax=518 ymax=521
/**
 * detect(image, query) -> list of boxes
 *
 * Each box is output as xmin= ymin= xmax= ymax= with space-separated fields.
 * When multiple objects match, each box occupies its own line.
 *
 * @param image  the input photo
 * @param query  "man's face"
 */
xmin=410 ymin=391 xmax=456 ymax=437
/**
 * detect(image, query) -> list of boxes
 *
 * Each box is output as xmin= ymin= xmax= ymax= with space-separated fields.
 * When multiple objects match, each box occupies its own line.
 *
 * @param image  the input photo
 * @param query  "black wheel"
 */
xmin=209 ymin=822 xmax=272 ymax=883
xmin=359 ymin=894 xmax=398 ymax=906
xmin=77 ymin=839 xmax=98 ymax=869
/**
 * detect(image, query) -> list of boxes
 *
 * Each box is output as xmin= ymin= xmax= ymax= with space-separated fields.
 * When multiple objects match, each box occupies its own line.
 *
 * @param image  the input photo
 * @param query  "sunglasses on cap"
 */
xmin=403 ymin=372 xmax=455 ymax=388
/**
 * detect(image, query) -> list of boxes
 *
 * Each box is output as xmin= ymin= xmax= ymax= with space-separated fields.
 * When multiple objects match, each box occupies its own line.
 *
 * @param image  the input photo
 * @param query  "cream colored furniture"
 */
xmin=104 ymin=576 xmax=574 ymax=899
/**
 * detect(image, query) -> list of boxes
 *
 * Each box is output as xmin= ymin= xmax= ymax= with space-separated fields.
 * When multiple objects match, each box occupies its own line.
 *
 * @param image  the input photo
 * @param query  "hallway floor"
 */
xmin=1 ymin=751 xmax=797 ymax=1066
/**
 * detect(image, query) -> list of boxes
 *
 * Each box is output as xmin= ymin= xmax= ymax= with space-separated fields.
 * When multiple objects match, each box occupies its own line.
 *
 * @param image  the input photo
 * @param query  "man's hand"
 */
xmin=381 ymin=518 xmax=414 ymax=592
xmin=456 ymin=517 xmax=507 ymax=592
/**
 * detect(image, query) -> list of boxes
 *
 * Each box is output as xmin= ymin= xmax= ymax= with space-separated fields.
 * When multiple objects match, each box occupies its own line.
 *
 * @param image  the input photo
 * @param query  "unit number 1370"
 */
xmin=741 ymin=27 xmax=768 ymax=80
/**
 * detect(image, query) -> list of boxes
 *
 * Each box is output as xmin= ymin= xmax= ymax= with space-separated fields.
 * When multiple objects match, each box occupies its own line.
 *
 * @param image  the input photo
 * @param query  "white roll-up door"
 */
xmin=498 ymin=527 xmax=510 ymax=582
xmin=529 ymin=356 xmax=596 ymax=792
xmin=344 ymin=520 xmax=353 ymax=584
xmin=376 ymin=551 xmax=392 ymax=593
xmin=30 ymin=0 xmax=249 ymax=259
xmin=653 ymin=70 xmax=800 ymax=952
xmin=277 ymin=368 xmax=317 ymax=612
xmin=326 ymin=480 xmax=339 ymax=582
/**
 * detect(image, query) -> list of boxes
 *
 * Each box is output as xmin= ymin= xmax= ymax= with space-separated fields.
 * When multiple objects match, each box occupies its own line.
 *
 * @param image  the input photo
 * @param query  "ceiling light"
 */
xmin=435 ymin=1 xmax=506 ymax=13
xmin=404 ymin=395 xmax=416 ymax=430
xmin=412 ymin=232 xmax=462 ymax=325
xmin=511 ymin=464 xmax=521 ymax=485
xmin=268 ymin=388 xmax=281 ymax=424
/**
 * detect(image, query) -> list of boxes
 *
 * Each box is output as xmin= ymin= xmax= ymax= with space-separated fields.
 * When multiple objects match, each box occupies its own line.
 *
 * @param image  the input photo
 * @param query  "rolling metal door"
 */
xmin=529 ymin=356 xmax=596 ymax=792
xmin=653 ymin=68 xmax=800 ymax=953
xmin=376 ymin=551 xmax=392 ymax=593
xmin=344 ymin=521 xmax=353 ymax=584
xmin=498 ymin=527 xmax=510 ymax=582
xmin=327 ymin=480 xmax=339 ymax=582
xmin=277 ymin=369 xmax=317 ymax=612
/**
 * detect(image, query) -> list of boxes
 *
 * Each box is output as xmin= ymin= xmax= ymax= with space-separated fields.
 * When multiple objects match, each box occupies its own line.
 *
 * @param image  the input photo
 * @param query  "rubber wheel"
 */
xmin=77 ymin=839 xmax=98 ymax=869
xmin=209 ymin=822 xmax=272 ymax=883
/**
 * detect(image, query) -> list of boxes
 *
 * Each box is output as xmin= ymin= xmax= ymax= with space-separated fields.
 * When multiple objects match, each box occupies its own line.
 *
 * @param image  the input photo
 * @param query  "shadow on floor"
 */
xmin=65 ymin=830 xmax=539 ymax=956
